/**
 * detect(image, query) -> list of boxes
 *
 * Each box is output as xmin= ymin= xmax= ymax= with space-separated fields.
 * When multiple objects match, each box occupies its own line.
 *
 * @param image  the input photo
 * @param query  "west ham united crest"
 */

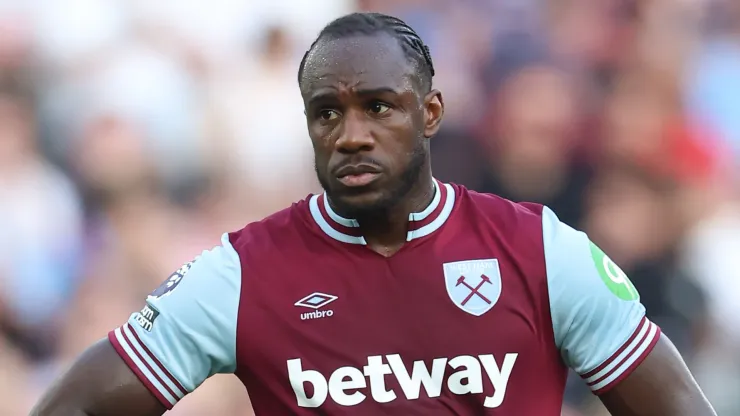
xmin=443 ymin=259 xmax=502 ymax=316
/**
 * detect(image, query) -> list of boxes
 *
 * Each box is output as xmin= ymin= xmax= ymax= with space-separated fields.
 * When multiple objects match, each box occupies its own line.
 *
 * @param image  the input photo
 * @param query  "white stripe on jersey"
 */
xmin=585 ymin=319 xmax=660 ymax=392
xmin=407 ymin=183 xmax=456 ymax=241
xmin=122 ymin=324 xmax=188 ymax=398
xmin=114 ymin=327 xmax=179 ymax=406
xmin=309 ymin=195 xmax=367 ymax=245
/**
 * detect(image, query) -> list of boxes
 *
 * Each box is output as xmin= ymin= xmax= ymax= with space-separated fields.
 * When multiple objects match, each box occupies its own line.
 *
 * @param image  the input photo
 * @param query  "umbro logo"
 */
xmin=295 ymin=292 xmax=337 ymax=321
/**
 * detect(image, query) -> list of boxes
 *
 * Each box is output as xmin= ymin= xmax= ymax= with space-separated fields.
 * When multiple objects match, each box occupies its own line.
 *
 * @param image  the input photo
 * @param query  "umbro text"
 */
xmin=300 ymin=309 xmax=334 ymax=320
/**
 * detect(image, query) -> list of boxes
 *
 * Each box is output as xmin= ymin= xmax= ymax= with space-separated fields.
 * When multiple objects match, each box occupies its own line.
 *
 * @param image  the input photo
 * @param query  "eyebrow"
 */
xmin=307 ymin=87 xmax=400 ymax=105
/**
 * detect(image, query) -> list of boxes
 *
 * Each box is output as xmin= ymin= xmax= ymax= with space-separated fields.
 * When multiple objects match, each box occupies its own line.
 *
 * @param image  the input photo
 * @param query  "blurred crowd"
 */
xmin=0 ymin=0 xmax=739 ymax=414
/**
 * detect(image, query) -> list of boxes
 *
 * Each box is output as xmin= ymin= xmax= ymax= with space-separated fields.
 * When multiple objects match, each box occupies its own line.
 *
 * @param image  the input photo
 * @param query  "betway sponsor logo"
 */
xmin=288 ymin=353 xmax=517 ymax=408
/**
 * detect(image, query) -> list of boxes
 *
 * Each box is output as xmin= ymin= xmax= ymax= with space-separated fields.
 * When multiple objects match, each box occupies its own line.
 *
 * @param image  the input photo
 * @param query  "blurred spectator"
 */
xmin=477 ymin=53 xmax=590 ymax=227
xmin=687 ymin=0 xmax=740 ymax=166
xmin=682 ymin=201 xmax=740 ymax=415
xmin=0 ymin=80 xmax=83 ymax=362
xmin=207 ymin=24 xmax=318 ymax=215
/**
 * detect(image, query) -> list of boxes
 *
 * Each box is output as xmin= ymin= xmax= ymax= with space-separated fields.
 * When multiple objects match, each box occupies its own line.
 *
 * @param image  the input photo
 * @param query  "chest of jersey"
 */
xmin=235 ymin=223 xmax=566 ymax=415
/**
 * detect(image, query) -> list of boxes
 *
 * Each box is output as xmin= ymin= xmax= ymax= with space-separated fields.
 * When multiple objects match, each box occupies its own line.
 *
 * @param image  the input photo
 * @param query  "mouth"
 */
xmin=334 ymin=164 xmax=382 ymax=188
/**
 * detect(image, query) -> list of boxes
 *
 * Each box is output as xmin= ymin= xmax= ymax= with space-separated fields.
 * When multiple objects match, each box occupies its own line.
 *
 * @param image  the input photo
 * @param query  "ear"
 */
xmin=423 ymin=89 xmax=444 ymax=138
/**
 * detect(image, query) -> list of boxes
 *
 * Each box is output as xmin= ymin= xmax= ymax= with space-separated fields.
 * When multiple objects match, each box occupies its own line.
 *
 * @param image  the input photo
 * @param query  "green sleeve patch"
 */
xmin=589 ymin=241 xmax=639 ymax=301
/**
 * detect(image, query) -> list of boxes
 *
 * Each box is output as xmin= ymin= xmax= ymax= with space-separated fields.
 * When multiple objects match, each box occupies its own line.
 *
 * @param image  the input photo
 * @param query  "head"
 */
xmin=298 ymin=13 xmax=444 ymax=217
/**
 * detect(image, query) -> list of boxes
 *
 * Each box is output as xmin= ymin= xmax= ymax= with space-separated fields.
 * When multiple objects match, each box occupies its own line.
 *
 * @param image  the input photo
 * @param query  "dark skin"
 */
xmin=30 ymin=33 xmax=715 ymax=416
xmin=301 ymin=34 xmax=443 ymax=255
xmin=30 ymin=340 xmax=164 ymax=416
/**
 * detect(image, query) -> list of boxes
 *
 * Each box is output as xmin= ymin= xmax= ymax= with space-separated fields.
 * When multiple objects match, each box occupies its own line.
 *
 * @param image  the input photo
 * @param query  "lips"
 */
xmin=335 ymin=164 xmax=381 ymax=178
xmin=334 ymin=164 xmax=382 ymax=188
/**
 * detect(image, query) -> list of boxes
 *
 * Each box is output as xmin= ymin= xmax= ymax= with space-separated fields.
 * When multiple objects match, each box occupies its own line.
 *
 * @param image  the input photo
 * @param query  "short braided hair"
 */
xmin=298 ymin=12 xmax=435 ymax=91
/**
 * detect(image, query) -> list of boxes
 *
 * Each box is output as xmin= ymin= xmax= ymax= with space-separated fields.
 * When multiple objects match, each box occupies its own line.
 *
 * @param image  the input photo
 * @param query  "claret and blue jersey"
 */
xmin=108 ymin=180 xmax=661 ymax=415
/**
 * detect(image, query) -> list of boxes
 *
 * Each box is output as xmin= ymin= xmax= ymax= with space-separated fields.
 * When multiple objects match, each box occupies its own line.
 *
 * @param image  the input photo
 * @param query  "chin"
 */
xmin=330 ymin=189 xmax=391 ymax=217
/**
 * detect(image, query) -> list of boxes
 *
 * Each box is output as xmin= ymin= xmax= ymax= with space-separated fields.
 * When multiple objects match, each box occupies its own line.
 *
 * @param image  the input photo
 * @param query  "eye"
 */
xmin=368 ymin=101 xmax=391 ymax=115
xmin=319 ymin=109 xmax=339 ymax=121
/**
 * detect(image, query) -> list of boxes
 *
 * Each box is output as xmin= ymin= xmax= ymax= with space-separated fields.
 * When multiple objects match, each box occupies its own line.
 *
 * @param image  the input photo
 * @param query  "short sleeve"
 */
xmin=108 ymin=233 xmax=241 ymax=409
xmin=542 ymin=207 xmax=661 ymax=395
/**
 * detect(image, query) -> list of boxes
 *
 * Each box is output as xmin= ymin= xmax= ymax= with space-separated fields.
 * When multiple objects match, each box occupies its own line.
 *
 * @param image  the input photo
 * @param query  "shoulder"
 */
xmin=541 ymin=207 xmax=659 ymax=393
xmin=228 ymin=196 xmax=314 ymax=254
xmin=454 ymin=184 xmax=546 ymax=243
xmin=445 ymin=185 xmax=548 ymax=274
xmin=457 ymin=185 xmax=544 ymax=222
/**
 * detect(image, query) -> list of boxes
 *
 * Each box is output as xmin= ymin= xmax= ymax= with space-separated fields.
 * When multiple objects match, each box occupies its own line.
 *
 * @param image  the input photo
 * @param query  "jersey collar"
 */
xmin=308 ymin=180 xmax=456 ymax=245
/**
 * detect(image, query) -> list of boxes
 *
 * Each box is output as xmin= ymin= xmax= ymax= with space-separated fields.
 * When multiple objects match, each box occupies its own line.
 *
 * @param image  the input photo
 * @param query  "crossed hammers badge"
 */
xmin=455 ymin=274 xmax=493 ymax=305
xmin=443 ymin=259 xmax=502 ymax=316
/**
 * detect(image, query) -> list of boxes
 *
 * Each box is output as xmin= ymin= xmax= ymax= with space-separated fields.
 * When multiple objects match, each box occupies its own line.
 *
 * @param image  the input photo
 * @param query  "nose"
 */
xmin=334 ymin=109 xmax=375 ymax=154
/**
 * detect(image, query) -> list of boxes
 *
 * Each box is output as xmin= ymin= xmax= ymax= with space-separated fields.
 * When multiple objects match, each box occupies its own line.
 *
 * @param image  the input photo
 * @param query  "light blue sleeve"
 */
xmin=108 ymin=233 xmax=241 ymax=409
xmin=542 ymin=207 xmax=661 ymax=395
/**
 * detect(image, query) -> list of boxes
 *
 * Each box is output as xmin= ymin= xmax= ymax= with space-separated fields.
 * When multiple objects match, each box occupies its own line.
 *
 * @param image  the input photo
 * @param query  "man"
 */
xmin=32 ymin=12 xmax=715 ymax=416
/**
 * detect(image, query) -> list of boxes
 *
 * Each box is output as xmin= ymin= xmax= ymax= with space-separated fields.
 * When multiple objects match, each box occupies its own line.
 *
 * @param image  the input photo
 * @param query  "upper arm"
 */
xmin=33 ymin=234 xmax=242 ymax=415
xmin=542 ymin=207 xmax=715 ymax=415
xmin=31 ymin=339 xmax=167 ymax=416
xmin=599 ymin=333 xmax=716 ymax=416
xmin=542 ymin=207 xmax=660 ymax=394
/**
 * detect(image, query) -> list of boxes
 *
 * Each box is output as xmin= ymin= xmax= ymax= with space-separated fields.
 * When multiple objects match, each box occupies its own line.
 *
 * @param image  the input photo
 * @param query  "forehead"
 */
xmin=300 ymin=33 xmax=416 ymax=97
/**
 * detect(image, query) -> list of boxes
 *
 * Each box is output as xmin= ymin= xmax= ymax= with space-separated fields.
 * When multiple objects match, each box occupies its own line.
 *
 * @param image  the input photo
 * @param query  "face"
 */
xmin=300 ymin=34 xmax=443 ymax=216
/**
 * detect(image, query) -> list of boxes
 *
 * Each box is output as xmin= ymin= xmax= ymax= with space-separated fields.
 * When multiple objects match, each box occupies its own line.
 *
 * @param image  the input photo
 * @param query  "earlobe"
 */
xmin=424 ymin=89 xmax=444 ymax=138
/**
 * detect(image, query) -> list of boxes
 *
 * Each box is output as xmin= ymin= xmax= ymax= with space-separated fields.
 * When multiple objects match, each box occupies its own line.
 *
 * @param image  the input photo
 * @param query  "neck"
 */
xmin=354 ymin=172 xmax=436 ymax=254
xmin=314 ymin=170 xmax=454 ymax=255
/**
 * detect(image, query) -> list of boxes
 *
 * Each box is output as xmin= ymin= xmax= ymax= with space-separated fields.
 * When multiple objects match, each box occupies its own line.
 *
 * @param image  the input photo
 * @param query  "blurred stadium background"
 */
xmin=0 ymin=0 xmax=738 ymax=414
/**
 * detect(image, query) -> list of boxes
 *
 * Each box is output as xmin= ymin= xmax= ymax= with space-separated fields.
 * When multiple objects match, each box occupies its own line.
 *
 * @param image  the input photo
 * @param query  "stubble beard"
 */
xmin=315 ymin=140 xmax=427 ymax=220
